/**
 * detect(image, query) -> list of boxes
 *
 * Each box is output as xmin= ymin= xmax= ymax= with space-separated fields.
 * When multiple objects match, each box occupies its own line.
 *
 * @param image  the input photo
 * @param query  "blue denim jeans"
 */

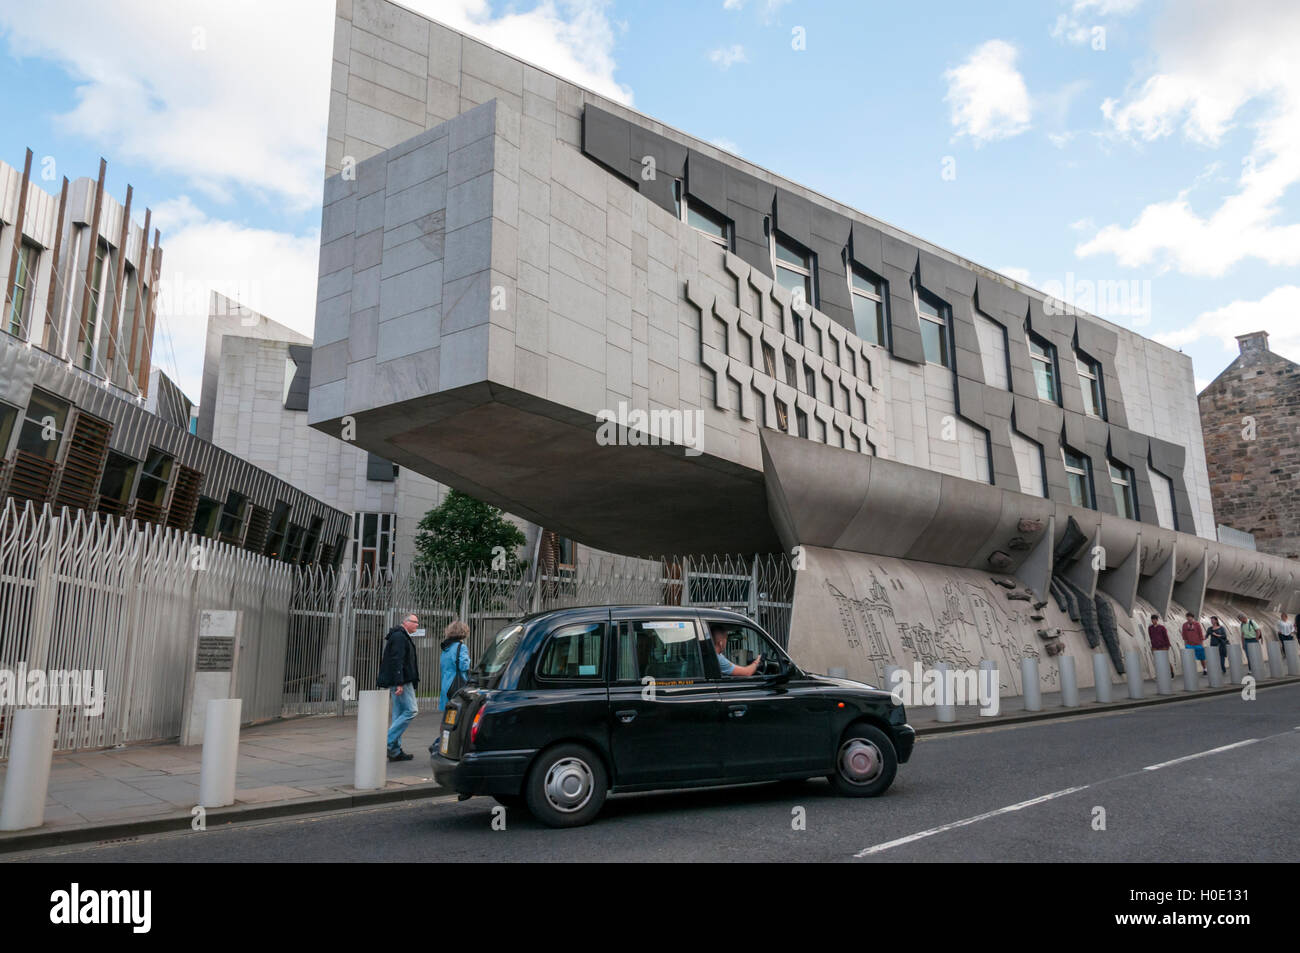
xmin=387 ymin=684 xmax=418 ymax=754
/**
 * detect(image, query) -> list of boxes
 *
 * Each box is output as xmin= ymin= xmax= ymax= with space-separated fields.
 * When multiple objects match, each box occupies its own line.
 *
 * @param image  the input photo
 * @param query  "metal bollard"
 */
xmin=1285 ymin=640 xmax=1300 ymax=677
xmin=1093 ymin=653 xmax=1112 ymax=703
xmin=1182 ymin=648 xmax=1199 ymax=691
xmin=979 ymin=660 xmax=999 ymax=716
xmin=1060 ymin=654 xmax=1079 ymax=707
xmin=355 ymin=689 xmax=389 ymax=791
xmin=1154 ymin=650 xmax=1172 ymax=695
xmin=198 ymin=698 xmax=242 ymax=809
xmin=1207 ymin=649 xmax=1224 ymax=688
xmin=0 ymin=708 xmax=58 ymax=831
xmin=1267 ymin=643 xmax=1286 ymax=679
xmin=1227 ymin=644 xmax=1244 ymax=684
xmin=934 ymin=662 xmax=956 ymax=723
xmin=1245 ymin=642 xmax=1264 ymax=679
xmin=1126 ymin=649 xmax=1144 ymax=699
xmin=1021 ymin=656 xmax=1042 ymax=711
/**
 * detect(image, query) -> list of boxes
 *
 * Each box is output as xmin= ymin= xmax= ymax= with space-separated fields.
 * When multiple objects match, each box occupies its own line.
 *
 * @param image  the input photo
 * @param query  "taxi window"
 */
xmin=709 ymin=622 xmax=785 ymax=677
xmin=536 ymin=623 xmax=605 ymax=681
xmin=616 ymin=620 xmax=703 ymax=682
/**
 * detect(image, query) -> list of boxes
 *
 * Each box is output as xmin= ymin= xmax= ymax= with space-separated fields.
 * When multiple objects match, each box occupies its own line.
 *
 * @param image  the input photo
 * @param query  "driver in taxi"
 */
xmin=711 ymin=623 xmax=763 ymax=676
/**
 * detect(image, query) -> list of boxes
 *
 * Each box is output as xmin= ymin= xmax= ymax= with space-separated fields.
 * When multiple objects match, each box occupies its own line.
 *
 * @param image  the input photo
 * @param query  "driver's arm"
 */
xmin=732 ymin=655 xmax=762 ymax=676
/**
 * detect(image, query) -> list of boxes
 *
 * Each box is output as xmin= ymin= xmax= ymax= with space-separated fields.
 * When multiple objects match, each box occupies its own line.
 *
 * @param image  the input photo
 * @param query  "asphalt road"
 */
xmin=11 ymin=683 xmax=1299 ymax=863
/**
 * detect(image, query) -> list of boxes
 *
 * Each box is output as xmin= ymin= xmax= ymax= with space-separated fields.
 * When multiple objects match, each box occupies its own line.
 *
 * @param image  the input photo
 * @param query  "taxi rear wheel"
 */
xmin=524 ymin=743 xmax=607 ymax=828
xmin=827 ymin=724 xmax=897 ymax=797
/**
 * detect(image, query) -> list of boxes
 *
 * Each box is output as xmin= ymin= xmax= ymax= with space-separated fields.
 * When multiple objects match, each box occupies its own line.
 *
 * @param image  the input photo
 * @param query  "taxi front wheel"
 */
xmin=525 ymin=743 xmax=608 ymax=827
xmin=828 ymin=724 xmax=897 ymax=797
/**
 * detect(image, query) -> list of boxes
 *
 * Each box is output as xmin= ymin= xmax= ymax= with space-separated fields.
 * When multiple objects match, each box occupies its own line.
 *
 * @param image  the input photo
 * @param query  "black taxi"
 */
xmin=430 ymin=605 xmax=914 ymax=827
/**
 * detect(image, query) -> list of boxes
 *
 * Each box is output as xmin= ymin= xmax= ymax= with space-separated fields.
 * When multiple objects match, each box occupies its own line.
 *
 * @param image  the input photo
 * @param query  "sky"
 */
xmin=0 ymin=0 xmax=1297 ymax=401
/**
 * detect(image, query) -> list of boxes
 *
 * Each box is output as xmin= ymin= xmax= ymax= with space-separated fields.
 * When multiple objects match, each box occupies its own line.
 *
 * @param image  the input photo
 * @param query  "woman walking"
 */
xmin=439 ymin=620 xmax=471 ymax=711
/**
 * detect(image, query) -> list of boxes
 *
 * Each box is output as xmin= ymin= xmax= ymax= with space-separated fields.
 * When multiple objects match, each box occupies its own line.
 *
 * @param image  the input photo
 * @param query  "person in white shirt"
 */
xmin=1277 ymin=612 xmax=1296 ymax=662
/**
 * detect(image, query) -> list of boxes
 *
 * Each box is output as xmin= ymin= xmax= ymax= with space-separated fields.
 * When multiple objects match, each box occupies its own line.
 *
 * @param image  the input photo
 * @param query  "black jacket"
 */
xmin=377 ymin=625 xmax=420 ymax=688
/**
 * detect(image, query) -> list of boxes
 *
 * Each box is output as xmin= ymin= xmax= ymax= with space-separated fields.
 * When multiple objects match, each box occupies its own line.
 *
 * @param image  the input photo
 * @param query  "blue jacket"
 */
xmin=439 ymin=639 xmax=471 ymax=708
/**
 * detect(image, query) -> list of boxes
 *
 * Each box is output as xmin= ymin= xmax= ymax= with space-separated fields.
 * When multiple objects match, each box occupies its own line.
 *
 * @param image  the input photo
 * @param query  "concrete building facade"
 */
xmin=308 ymin=1 xmax=1300 ymax=692
xmin=1200 ymin=331 xmax=1300 ymax=559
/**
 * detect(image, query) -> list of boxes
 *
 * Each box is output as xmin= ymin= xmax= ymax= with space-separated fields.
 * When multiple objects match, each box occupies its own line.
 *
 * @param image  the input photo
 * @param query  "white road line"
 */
xmin=853 ymin=785 xmax=1091 ymax=858
xmin=1142 ymin=739 xmax=1259 ymax=771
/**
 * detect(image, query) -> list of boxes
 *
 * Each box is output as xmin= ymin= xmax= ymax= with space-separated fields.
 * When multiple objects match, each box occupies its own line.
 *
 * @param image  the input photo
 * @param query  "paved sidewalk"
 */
xmin=1 ymin=669 xmax=1295 ymax=853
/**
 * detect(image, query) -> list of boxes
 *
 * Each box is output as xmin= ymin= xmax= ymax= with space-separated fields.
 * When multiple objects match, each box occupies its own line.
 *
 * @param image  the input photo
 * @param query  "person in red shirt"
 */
xmin=1181 ymin=611 xmax=1207 ymax=675
xmin=1148 ymin=613 xmax=1174 ymax=677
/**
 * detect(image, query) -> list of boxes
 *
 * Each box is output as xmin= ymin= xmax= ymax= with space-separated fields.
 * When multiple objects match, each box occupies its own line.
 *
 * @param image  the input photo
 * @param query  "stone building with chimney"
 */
xmin=1199 ymin=330 xmax=1300 ymax=558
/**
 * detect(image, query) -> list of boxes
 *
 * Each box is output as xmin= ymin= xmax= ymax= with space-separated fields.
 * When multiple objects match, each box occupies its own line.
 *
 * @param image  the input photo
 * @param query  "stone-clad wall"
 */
xmin=1200 ymin=339 xmax=1300 ymax=558
xmin=318 ymin=0 xmax=1216 ymax=542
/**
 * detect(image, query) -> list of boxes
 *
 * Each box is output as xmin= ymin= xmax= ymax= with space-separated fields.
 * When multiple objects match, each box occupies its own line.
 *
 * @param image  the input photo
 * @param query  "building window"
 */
xmin=1028 ymin=331 xmax=1060 ymax=404
xmin=16 ymin=389 xmax=70 ymax=461
xmin=218 ymin=490 xmax=249 ymax=542
xmin=1063 ymin=447 xmax=1095 ymax=509
xmin=265 ymin=501 xmax=291 ymax=558
xmin=916 ymin=288 xmax=952 ymax=368
xmin=1109 ymin=461 xmax=1137 ymax=519
xmin=674 ymin=181 xmax=732 ymax=249
xmin=974 ymin=311 xmax=1011 ymax=390
xmin=135 ymin=448 xmax=174 ymax=508
xmin=773 ymin=397 xmax=790 ymax=432
xmin=803 ymin=365 xmax=817 ymax=399
xmin=7 ymin=240 xmax=39 ymax=340
xmin=192 ymin=496 xmax=221 ymax=538
xmin=772 ymin=231 xmax=815 ymax=317
xmin=1077 ymin=350 xmax=1105 ymax=419
xmin=795 ymin=408 xmax=809 ymax=438
xmin=761 ymin=342 xmax=777 ymax=380
xmin=0 ymin=401 xmax=18 ymax=457
xmin=353 ymin=511 xmax=396 ymax=578
xmin=98 ymin=452 xmax=138 ymax=511
xmin=85 ymin=238 xmax=111 ymax=372
xmin=849 ymin=264 xmax=888 ymax=347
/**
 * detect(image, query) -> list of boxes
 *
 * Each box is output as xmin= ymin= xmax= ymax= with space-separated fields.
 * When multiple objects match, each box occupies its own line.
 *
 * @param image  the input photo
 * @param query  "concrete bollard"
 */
xmin=199 ymin=698 xmax=242 ymax=809
xmin=1126 ymin=649 xmax=1144 ymax=699
xmin=1245 ymin=642 xmax=1264 ymax=679
xmin=934 ymin=662 xmax=956 ymax=723
xmin=828 ymin=666 xmax=847 ymax=678
xmin=1154 ymin=650 xmax=1172 ymax=695
xmin=0 ymin=708 xmax=58 ymax=831
xmin=1182 ymin=648 xmax=1199 ymax=691
xmin=1093 ymin=653 xmax=1112 ymax=703
xmin=1060 ymin=654 xmax=1079 ymax=708
xmin=1207 ymin=650 xmax=1224 ymax=688
xmin=1267 ymin=643 xmax=1286 ymax=679
xmin=1285 ymin=640 xmax=1300 ymax=677
xmin=1227 ymin=644 xmax=1244 ymax=684
xmin=979 ymin=660 xmax=999 ymax=716
xmin=355 ymin=689 xmax=389 ymax=791
xmin=1021 ymin=656 xmax=1042 ymax=712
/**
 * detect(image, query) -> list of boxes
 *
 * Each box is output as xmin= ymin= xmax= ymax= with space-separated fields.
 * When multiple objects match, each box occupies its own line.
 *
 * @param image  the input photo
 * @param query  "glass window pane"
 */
xmin=1034 ymin=361 xmax=1057 ymax=402
xmin=852 ymin=295 xmax=881 ymax=345
xmin=774 ymin=265 xmax=808 ymax=302
xmin=686 ymin=204 xmax=727 ymax=241
xmin=538 ymin=623 xmax=605 ymax=679
xmin=1068 ymin=472 xmax=1089 ymax=508
xmin=851 ymin=269 xmax=879 ymax=296
xmin=920 ymin=317 xmax=946 ymax=365
xmin=918 ymin=296 xmax=941 ymax=319
xmin=625 ymin=620 xmax=702 ymax=680
xmin=774 ymin=236 xmax=806 ymax=268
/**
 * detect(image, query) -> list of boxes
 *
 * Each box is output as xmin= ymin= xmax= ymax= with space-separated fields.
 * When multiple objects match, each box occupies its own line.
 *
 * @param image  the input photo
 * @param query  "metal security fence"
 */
xmin=0 ymin=497 xmax=794 ymax=754
xmin=282 ymin=553 xmax=796 ymax=715
xmin=0 ymin=499 xmax=296 ymax=758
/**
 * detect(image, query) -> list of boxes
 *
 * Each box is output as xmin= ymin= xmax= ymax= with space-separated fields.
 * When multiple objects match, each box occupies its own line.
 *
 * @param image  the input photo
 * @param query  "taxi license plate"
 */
xmin=440 ymin=730 xmax=450 ymax=755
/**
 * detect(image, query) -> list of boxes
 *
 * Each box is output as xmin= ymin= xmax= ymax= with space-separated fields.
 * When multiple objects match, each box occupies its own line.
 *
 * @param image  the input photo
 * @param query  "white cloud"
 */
xmin=721 ymin=0 xmax=790 ymax=18
xmin=0 ymin=0 xmax=631 ymax=211
xmin=1155 ymin=286 xmax=1300 ymax=365
xmin=1078 ymin=0 xmax=1300 ymax=276
xmin=403 ymin=0 xmax=631 ymax=104
xmin=944 ymin=40 xmax=1032 ymax=145
xmin=148 ymin=203 xmax=321 ymax=400
xmin=709 ymin=44 xmax=747 ymax=69
xmin=1051 ymin=0 xmax=1142 ymax=45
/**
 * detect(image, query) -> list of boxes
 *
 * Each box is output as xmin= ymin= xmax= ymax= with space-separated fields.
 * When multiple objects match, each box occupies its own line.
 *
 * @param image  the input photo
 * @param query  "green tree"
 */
xmin=414 ymin=489 xmax=527 ymax=569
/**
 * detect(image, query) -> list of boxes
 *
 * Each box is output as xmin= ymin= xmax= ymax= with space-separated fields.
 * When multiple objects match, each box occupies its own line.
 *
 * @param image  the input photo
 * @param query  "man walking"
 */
xmin=1180 ymin=611 xmax=1207 ymax=675
xmin=377 ymin=612 xmax=421 ymax=762
xmin=1207 ymin=616 xmax=1229 ymax=675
